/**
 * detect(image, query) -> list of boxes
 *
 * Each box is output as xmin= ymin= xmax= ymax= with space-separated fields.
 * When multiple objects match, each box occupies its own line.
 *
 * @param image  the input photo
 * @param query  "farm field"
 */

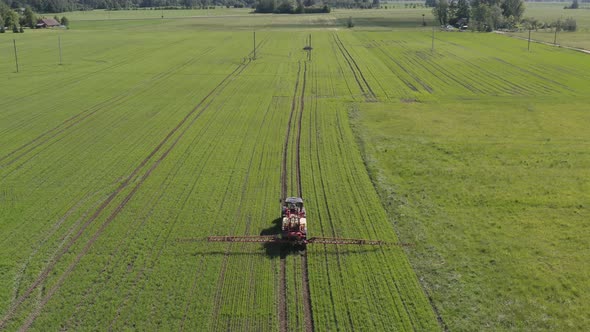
xmin=350 ymin=32 xmax=590 ymax=330
xmin=0 ymin=17 xmax=440 ymax=331
xmin=1 ymin=9 xmax=589 ymax=331
xmin=504 ymin=3 xmax=590 ymax=50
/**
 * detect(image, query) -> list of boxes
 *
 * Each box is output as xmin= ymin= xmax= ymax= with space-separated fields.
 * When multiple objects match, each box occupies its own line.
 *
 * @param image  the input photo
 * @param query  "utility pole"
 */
xmin=253 ymin=31 xmax=256 ymax=60
xmin=308 ymin=34 xmax=312 ymax=61
xmin=431 ymin=25 xmax=435 ymax=53
xmin=528 ymin=28 xmax=531 ymax=51
xmin=554 ymin=21 xmax=559 ymax=45
xmin=13 ymin=39 xmax=19 ymax=73
xmin=58 ymin=35 xmax=63 ymax=65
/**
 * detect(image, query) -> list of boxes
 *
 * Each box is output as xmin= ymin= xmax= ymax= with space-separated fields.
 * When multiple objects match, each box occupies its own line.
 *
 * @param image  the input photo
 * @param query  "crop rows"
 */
xmin=1 ymin=27 xmax=443 ymax=331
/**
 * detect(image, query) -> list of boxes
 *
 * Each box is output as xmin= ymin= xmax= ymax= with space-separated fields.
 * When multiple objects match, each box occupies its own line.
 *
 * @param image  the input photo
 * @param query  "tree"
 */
xmin=275 ymin=0 xmax=293 ymax=13
xmin=425 ymin=0 xmax=436 ymax=7
xmin=0 ymin=2 xmax=18 ymax=28
xmin=448 ymin=0 xmax=457 ymax=22
xmin=522 ymin=16 xmax=539 ymax=30
xmin=489 ymin=4 xmax=503 ymax=29
xmin=23 ymin=6 xmax=36 ymax=28
xmin=563 ymin=17 xmax=577 ymax=31
xmin=470 ymin=2 xmax=489 ymax=31
xmin=433 ymin=0 xmax=449 ymax=25
xmin=255 ymin=0 xmax=275 ymax=12
xmin=501 ymin=0 xmax=524 ymax=21
xmin=295 ymin=0 xmax=303 ymax=13
xmin=60 ymin=15 xmax=69 ymax=26
xmin=456 ymin=0 xmax=469 ymax=20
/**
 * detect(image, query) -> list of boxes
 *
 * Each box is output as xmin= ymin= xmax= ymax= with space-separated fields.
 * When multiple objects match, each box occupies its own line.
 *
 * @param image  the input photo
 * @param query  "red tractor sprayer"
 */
xmin=281 ymin=197 xmax=307 ymax=244
xmin=199 ymin=197 xmax=411 ymax=249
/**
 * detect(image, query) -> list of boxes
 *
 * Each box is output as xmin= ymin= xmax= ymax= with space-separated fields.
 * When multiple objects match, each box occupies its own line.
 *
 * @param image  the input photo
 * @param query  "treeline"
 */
xmin=427 ymin=0 xmax=527 ymax=31
xmin=0 ymin=0 xmax=382 ymax=13
xmin=0 ymin=0 xmax=257 ymax=13
xmin=1 ymin=2 xmax=33 ymax=29
xmin=428 ymin=0 xmax=580 ymax=31
xmin=1 ymin=2 xmax=69 ymax=31
xmin=255 ymin=0 xmax=330 ymax=13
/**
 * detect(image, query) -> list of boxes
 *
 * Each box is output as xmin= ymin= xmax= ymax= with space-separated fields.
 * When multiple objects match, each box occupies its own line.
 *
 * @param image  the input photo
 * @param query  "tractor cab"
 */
xmin=283 ymin=197 xmax=305 ymax=217
xmin=282 ymin=197 xmax=307 ymax=243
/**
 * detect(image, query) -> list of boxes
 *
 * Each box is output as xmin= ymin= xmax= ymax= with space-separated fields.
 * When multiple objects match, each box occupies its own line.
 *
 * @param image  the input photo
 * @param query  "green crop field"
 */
xmin=1 ymin=8 xmax=589 ymax=332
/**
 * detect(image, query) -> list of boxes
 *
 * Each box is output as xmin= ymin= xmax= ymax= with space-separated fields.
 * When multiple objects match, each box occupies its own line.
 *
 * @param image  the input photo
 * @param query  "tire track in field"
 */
xmin=308 ymin=66 xmax=356 ymax=330
xmin=108 ymin=76 xmax=248 ymax=331
xmin=492 ymin=56 xmax=572 ymax=92
xmin=207 ymin=120 xmax=260 ymax=331
xmin=307 ymin=68 xmax=343 ymax=330
xmin=278 ymin=61 xmax=302 ymax=332
xmin=0 ymin=50 xmax=217 ymax=280
xmin=108 ymin=125 xmax=222 ymax=331
xmin=331 ymin=109 xmax=421 ymax=330
xmin=10 ymin=190 xmax=102 ymax=301
xmin=0 ymin=47 xmax=215 ymax=169
xmin=0 ymin=36 xmax=198 ymax=109
xmin=296 ymin=63 xmax=315 ymax=332
xmin=110 ymin=36 xmax=273 ymax=331
xmin=69 ymin=110 xmax=225 ymax=330
xmin=332 ymin=34 xmax=377 ymax=102
xmin=80 ymin=46 xmax=266 ymax=328
xmin=329 ymin=38 xmax=355 ymax=98
xmin=282 ymin=62 xmax=302 ymax=201
xmin=104 ymin=124 xmax=230 ymax=331
xmin=247 ymin=33 xmax=270 ymax=60
xmin=0 ymin=58 xmax=250 ymax=331
xmin=281 ymin=59 xmax=314 ymax=332
xmin=178 ymin=82 xmax=276 ymax=331
xmin=16 ymin=61 xmax=253 ymax=332
xmin=432 ymin=37 xmax=567 ymax=94
xmin=371 ymin=42 xmax=434 ymax=94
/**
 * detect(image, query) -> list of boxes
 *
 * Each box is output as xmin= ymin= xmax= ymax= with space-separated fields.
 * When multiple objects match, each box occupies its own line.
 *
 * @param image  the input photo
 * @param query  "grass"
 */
xmin=0 ymin=15 xmax=438 ymax=331
xmin=349 ymin=30 xmax=590 ymax=331
xmin=1 ymin=7 xmax=589 ymax=331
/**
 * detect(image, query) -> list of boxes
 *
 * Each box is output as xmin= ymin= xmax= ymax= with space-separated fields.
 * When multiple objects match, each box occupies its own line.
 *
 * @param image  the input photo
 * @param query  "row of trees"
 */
xmin=522 ymin=16 xmax=577 ymax=32
xmin=428 ymin=0 xmax=525 ymax=31
xmin=1 ymin=2 xmax=68 ymax=29
xmin=1 ymin=0 xmax=383 ymax=13
xmin=1 ymin=0 xmax=252 ymax=12
xmin=255 ymin=0 xmax=329 ymax=13
xmin=1 ymin=2 xmax=36 ymax=28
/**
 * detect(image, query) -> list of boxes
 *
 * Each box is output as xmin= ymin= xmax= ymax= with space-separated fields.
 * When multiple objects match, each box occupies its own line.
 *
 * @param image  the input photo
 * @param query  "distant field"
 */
xmin=50 ymin=7 xmax=251 ymax=20
xmin=1 ymin=8 xmax=589 ymax=331
xmin=51 ymin=4 xmax=590 ymax=49
xmin=50 ymin=6 xmax=434 ymax=29
xmin=506 ymin=3 xmax=590 ymax=49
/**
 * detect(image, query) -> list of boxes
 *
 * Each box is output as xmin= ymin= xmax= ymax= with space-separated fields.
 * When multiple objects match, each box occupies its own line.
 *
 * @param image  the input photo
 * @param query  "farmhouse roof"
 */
xmin=38 ymin=18 xmax=60 ymax=26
